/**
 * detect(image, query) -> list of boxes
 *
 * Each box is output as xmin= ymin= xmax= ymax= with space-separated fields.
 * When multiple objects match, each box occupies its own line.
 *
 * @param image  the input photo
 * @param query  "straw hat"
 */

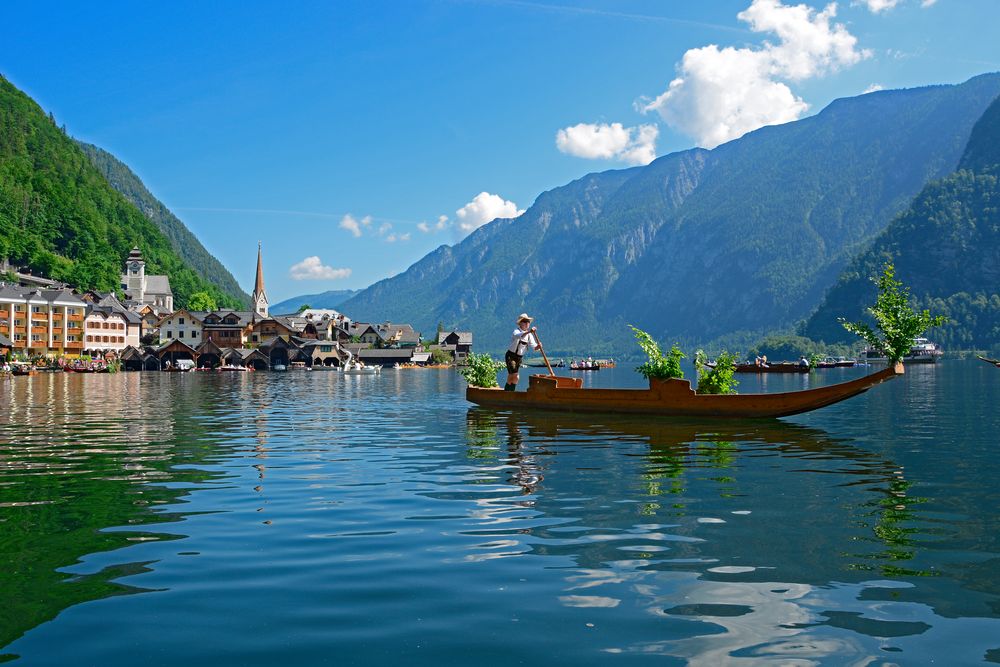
xmin=516 ymin=313 xmax=533 ymax=324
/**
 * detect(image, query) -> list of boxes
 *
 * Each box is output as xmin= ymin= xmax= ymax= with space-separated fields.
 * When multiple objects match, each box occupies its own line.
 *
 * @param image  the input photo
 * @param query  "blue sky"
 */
xmin=3 ymin=0 xmax=1000 ymax=303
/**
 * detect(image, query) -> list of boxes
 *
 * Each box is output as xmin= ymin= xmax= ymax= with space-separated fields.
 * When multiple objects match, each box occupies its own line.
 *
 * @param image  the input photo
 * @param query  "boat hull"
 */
xmin=466 ymin=366 xmax=902 ymax=419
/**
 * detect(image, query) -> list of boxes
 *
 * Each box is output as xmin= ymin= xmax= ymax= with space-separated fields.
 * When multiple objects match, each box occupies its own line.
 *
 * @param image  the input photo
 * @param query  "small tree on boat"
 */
xmin=460 ymin=352 xmax=504 ymax=388
xmin=839 ymin=263 xmax=947 ymax=365
xmin=628 ymin=325 xmax=684 ymax=381
xmin=694 ymin=350 xmax=739 ymax=395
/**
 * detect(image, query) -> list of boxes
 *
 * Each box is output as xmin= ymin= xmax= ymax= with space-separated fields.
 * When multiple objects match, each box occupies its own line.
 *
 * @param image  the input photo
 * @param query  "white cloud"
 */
xmin=377 ymin=222 xmax=392 ymax=236
xmin=921 ymin=0 xmax=936 ymax=6
xmin=555 ymin=122 xmax=659 ymax=165
xmin=863 ymin=83 xmax=884 ymax=93
xmin=386 ymin=232 xmax=411 ymax=243
xmin=641 ymin=0 xmax=869 ymax=149
xmin=418 ymin=215 xmax=451 ymax=234
xmin=857 ymin=0 xmax=901 ymax=12
xmin=339 ymin=213 xmax=372 ymax=238
xmin=455 ymin=192 xmax=525 ymax=236
xmin=289 ymin=256 xmax=352 ymax=280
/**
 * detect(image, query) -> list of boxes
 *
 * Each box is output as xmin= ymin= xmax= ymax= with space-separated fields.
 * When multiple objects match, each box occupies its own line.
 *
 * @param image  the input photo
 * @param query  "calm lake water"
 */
xmin=1 ymin=361 xmax=999 ymax=665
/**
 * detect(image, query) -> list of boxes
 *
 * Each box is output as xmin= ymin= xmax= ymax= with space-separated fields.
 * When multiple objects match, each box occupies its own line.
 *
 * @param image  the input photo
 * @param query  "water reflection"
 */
xmin=462 ymin=408 xmax=1000 ymax=663
xmin=1 ymin=370 xmax=999 ymax=665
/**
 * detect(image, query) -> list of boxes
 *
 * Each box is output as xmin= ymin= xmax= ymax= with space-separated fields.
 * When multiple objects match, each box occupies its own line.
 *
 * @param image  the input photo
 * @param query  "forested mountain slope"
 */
xmin=0 ymin=74 xmax=241 ymax=308
xmin=341 ymin=74 xmax=1000 ymax=353
xmin=803 ymin=93 xmax=1000 ymax=350
xmin=78 ymin=142 xmax=249 ymax=306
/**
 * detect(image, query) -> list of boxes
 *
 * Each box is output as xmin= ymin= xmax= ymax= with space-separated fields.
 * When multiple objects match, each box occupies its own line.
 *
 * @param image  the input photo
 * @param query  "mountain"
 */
xmin=339 ymin=74 xmax=1000 ymax=354
xmin=0 ymin=74 xmax=241 ymax=309
xmin=802 ymin=94 xmax=1000 ymax=350
xmin=271 ymin=289 xmax=360 ymax=315
xmin=77 ymin=141 xmax=250 ymax=307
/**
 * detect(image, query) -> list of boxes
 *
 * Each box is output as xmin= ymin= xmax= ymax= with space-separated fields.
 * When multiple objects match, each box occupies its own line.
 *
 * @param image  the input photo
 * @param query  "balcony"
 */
xmin=31 ymin=326 xmax=49 ymax=335
xmin=14 ymin=326 xmax=26 ymax=334
xmin=0 ymin=310 xmax=8 ymax=318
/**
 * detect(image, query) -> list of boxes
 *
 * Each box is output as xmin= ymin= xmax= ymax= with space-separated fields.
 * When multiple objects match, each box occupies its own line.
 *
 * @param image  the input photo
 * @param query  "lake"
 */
xmin=1 ymin=361 xmax=999 ymax=665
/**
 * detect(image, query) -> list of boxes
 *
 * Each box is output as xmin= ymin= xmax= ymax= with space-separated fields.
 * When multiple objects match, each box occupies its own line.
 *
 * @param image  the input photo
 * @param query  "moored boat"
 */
xmin=865 ymin=337 xmax=943 ymax=364
xmin=734 ymin=362 xmax=809 ymax=374
xmin=977 ymin=355 xmax=1000 ymax=367
xmin=466 ymin=365 xmax=902 ymax=419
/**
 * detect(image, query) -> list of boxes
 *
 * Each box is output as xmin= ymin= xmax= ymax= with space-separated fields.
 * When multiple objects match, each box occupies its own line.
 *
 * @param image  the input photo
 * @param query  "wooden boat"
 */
xmin=466 ymin=365 xmax=902 ymax=419
xmin=11 ymin=365 xmax=36 ymax=377
xmin=735 ymin=362 xmax=809 ymax=374
xmin=977 ymin=355 xmax=1000 ymax=367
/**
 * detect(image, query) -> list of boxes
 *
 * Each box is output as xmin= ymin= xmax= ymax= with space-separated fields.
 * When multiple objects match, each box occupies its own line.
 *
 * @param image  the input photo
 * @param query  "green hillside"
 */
xmin=802 ymin=94 xmax=1000 ymax=350
xmin=77 ymin=141 xmax=249 ymax=306
xmin=340 ymin=74 xmax=1000 ymax=354
xmin=0 ymin=74 xmax=240 ymax=309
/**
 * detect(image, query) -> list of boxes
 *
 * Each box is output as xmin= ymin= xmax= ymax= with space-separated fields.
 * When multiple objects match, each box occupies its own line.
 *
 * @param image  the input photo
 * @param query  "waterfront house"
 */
xmin=436 ymin=330 xmax=473 ymax=362
xmin=0 ymin=284 xmax=87 ymax=357
xmin=201 ymin=310 xmax=255 ymax=347
xmin=84 ymin=309 xmax=132 ymax=356
xmin=155 ymin=309 xmax=205 ymax=346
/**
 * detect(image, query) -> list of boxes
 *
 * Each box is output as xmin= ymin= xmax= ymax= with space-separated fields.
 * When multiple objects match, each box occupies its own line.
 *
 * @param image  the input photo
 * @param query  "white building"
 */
xmin=121 ymin=247 xmax=173 ymax=312
xmin=155 ymin=309 xmax=205 ymax=346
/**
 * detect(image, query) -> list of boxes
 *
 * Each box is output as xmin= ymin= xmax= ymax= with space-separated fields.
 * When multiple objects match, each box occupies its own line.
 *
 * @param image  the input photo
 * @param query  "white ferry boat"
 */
xmin=864 ymin=337 xmax=944 ymax=364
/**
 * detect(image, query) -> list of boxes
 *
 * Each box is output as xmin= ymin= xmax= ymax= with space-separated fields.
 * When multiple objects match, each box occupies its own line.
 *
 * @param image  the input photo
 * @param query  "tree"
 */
xmin=840 ymin=263 xmax=947 ymax=364
xmin=297 ymin=303 xmax=312 ymax=313
xmin=187 ymin=291 xmax=217 ymax=312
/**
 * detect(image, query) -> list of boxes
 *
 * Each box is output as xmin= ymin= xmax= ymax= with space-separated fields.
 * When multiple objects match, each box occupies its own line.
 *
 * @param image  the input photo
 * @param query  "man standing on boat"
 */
xmin=504 ymin=313 xmax=540 ymax=391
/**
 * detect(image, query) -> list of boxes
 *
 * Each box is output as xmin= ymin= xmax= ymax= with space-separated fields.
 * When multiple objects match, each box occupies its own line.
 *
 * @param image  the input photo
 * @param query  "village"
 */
xmin=0 ymin=245 xmax=472 ymax=372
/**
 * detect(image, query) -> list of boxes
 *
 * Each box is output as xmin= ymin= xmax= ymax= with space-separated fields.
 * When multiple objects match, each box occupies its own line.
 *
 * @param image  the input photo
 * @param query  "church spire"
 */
xmin=252 ymin=241 xmax=268 ymax=317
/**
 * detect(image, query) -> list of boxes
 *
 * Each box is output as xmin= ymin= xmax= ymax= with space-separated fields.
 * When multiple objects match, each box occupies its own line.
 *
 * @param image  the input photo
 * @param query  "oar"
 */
xmin=532 ymin=330 xmax=556 ymax=377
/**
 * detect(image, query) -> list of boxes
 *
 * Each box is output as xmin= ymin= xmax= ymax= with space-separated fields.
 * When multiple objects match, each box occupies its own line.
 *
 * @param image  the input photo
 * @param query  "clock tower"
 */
xmin=125 ymin=246 xmax=146 ymax=303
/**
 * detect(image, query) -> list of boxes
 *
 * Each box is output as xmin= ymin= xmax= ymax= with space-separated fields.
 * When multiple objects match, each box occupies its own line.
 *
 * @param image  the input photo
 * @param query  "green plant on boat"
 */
xmin=628 ymin=325 xmax=684 ymax=381
xmin=839 ymin=263 xmax=947 ymax=365
xmin=459 ymin=352 xmax=504 ymax=388
xmin=694 ymin=350 xmax=739 ymax=395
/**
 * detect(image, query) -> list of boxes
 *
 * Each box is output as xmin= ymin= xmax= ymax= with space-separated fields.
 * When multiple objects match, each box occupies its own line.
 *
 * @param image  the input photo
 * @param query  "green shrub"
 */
xmin=460 ymin=352 xmax=504 ymax=388
xmin=431 ymin=348 xmax=453 ymax=364
xmin=839 ymin=263 xmax=947 ymax=364
xmin=629 ymin=325 xmax=684 ymax=381
xmin=695 ymin=350 xmax=739 ymax=395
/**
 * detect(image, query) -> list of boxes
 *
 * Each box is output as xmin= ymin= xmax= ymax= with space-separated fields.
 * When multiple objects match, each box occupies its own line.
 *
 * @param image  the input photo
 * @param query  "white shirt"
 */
xmin=508 ymin=328 xmax=537 ymax=356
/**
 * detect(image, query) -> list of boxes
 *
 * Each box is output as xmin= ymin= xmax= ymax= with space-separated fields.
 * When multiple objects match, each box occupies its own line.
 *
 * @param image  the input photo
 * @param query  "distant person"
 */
xmin=799 ymin=356 xmax=810 ymax=367
xmin=760 ymin=355 xmax=769 ymax=368
xmin=505 ymin=313 xmax=540 ymax=391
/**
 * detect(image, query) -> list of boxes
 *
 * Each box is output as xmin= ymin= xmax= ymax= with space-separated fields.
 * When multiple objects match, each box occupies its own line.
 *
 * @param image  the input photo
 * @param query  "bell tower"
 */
xmin=252 ymin=241 xmax=268 ymax=318
xmin=126 ymin=246 xmax=146 ymax=303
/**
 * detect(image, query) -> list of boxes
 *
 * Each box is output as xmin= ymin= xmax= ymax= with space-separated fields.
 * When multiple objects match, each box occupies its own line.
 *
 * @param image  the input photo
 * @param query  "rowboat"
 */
xmin=735 ymin=363 xmax=809 ymax=374
xmin=977 ymin=355 xmax=1000 ymax=367
xmin=466 ymin=365 xmax=902 ymax=419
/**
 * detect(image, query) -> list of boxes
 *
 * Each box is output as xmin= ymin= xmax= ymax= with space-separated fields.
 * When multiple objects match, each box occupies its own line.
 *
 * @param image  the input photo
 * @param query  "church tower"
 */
xmin=252 ymin=242 xmax=269 ymax=318
xmin=125 ymin=246 xmax=146 ymax=303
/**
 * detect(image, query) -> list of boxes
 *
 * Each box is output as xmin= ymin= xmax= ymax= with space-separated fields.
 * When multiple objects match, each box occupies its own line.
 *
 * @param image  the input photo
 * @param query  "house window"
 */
xmin=32 ymin=306 xmax=41 ymax=313
xmin=179 ymin=317 xmax=185 ymax=325
xmin=167 ymin=330 xmax=173 ymax=338
xmin=179 ymin=331 xmax=184 ymax=338
xmin=68 ymin=335 xmax=76 ymax=342
xmin=31 ymin=334 xmax=41 ymax=342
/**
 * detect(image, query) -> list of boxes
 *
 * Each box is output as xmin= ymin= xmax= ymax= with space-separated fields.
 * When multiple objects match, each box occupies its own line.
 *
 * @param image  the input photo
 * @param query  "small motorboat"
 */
xmin=218 ymin=365 xmax=248 ymax=372
xmin=272 ymin=364 xmax=287 ymax=371
xmin=977 ymin=355 xmax=1000 ymax=367
xmin=11 ymin=364 xmax=36 ymax=377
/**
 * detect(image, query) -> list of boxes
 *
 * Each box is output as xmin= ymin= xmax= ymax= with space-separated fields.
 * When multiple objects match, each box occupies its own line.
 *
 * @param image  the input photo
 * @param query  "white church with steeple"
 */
xmin=252 ymin=241 xmax=268 ymax=318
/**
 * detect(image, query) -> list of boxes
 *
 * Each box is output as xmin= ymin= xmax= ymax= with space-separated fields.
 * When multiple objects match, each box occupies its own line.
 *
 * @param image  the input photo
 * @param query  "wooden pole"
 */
xmin=532 ymin=330 xmax=556 ymax=377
